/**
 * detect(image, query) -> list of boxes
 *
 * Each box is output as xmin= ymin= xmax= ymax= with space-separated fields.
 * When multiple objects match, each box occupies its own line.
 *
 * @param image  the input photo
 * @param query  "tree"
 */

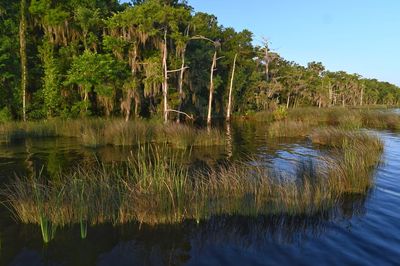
xmin=0 ymin=0 xmax=398 ymax=122
xmin=0 ymin=0 xmax=20 ymax=118
xmin=66 ymin=50 xmax=128 ymax=116
xmin=226 ymin=53 xmax=237 ymax=121
xmin=19 ymin=0 xmax=27 ymax=121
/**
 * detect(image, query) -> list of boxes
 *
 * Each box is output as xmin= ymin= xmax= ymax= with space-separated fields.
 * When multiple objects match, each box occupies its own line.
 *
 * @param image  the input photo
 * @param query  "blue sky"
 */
xmin=123 ymin=1 xmax=400 ymax=85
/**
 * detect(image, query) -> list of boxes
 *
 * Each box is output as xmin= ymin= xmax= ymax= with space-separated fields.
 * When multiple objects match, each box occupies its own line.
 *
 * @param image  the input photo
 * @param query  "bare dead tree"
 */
xmin=226 ymin=53 xmax=238 ymax=121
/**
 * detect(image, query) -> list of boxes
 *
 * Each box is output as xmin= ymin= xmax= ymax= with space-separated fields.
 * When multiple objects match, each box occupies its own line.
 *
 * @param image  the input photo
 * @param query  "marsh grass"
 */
xmin=0 ymin=119 xmax=226 ymax=147
xmin=245 ymin=107 xmax=399 ymax=132
xmin=2 ymin=129 xmax=383 ymax=242
xmin=0 ymin=121 xmax=58 ymax=143
xmin=361 ymin=111 xmax=400 ymax=130
xmin=1 ymin=108 xmax=397 ymax=145
xmin=268 ymin=121 xmax=312 ymax=138
xmin=311 ymin=128 xmax=383 ymax=194
xmin=258 ymin=108 xmax=400 ymax=139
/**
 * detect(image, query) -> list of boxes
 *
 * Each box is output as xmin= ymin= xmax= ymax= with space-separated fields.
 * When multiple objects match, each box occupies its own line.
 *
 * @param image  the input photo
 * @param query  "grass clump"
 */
xmin=311 ymin=128 xmax=383 ymax=194
xmin=0 ymin=121 xmax=59 ymax=143
xmin=360 ymin=111 xmax=400 ymax=130
xmin=268 ymin=120 xmax=312 ymax=138
xmin=310 ymin=128 xmax=383 ymax=150
xmin=2 ymin=128 xmax=383 ymax=243
xmin=245 ymin=107 xmax=400 ymax=132
xmin=0 ymin=119 xmax=225 ymax=147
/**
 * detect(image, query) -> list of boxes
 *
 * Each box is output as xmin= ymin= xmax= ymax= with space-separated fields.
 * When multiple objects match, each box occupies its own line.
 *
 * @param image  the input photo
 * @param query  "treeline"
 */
xmin=1 ymin=0 xmax=399 ymax=123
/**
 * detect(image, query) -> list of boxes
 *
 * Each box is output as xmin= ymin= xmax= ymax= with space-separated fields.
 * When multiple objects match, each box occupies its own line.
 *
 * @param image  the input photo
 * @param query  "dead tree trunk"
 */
xmin=162 ymin=29 xmax=169 ymax=124
xmin=286 ymin=94 xmax=291 ymax=109
xmin=360 ymin=85 xmax=364 ymax=106
xmin=264 ymin=46 xmax=269 ymax=81
xmin=207 ymin=50 xmax=217 ymax=126
xmin=177 ymin=44 xmax=187 ymax=123
xmin=328 ymin=82 xmax=333 ymax=107
xmin=226 ymin=53 xmax=237 ymax=121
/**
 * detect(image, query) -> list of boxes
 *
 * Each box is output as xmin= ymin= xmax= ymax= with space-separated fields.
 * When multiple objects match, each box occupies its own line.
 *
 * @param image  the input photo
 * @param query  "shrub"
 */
xmin=273 ymin=106 xmax=288 ymax=121
xmin=0 ymin=107 xmax=12 ymax=123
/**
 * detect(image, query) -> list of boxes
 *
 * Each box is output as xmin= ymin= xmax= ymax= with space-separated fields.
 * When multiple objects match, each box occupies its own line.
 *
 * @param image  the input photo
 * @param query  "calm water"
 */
xmin=0 ymin=122 xmax=399 ymax=265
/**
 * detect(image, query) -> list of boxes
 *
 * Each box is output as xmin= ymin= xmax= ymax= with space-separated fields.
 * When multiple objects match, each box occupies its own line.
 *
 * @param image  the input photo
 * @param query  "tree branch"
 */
xmin=166 ymin=109 xmax=194 ymax=120
xmin=190 ymin=35 xmax=215 ymax=44
xmin=167 ymin=66 xmax=189 ymax=73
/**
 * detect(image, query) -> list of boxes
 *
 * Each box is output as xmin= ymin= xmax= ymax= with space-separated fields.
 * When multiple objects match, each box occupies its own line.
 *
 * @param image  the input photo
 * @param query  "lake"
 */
xmin=0 ymin=120 xmax=399 ymax=266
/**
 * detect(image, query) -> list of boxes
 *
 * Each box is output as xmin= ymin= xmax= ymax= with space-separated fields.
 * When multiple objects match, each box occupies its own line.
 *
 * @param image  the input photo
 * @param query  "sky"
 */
xmin=123 ymin=0 xmax=400 ymax=86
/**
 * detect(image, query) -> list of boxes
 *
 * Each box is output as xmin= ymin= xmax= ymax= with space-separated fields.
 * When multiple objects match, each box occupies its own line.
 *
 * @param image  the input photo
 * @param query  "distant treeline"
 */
xmin=1 ymin=0 xmax=399 ymax=123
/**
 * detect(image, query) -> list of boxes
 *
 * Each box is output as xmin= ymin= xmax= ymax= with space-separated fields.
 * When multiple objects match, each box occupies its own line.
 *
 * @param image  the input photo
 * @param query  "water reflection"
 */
xmin=3 ymin=196 xmax=368 ymax=266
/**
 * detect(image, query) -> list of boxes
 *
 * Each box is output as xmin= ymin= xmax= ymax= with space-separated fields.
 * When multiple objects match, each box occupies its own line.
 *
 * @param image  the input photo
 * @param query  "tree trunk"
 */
xmin=360 ymin=86 xmax=364 ymax=106
xmin=84 ymin=90 xmax=89 ymax=112
xmin=19 ymin=0 xmax=27 ymax=122
xmin=162 ymin=30 xmax=169 ymax=124
xmin=286 ymin=94 xmax=290 ymax=109
xmin=134 ymin=96 xmax=139 ymax=118
xmin=294 ymin=96 xmax=298 ymax=108
xmin=207 ymin=50 xmax=217 ymax=126
xmin=83 ymin=31 xmax=88 ymax=51
xmin=328 ymin=82 xmax=333 ymax=107
xmin=264 ymin=46 xmax=269 ymax=81
xmin=226 ymin=53 xmax=237 ymax=121
xmin=177 ymin=45 xmax=187 ymax=123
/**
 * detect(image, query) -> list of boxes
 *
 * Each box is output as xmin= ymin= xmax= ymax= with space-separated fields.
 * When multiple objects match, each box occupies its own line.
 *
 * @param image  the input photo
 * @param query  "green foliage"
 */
xmin=66 ymin=50 xmax=128 ymax=115
xmin=40 ymin=41 xmax=61 ymax=117
xmin=0 ymin=0 xmax=20 ymax=115
xmin=0 ymin=0 xmax=398 ymax=121
xmin=0 ymin=107 xmax=12 ymax=123
xmin=272 ymin=106 xmax=288 ymax=121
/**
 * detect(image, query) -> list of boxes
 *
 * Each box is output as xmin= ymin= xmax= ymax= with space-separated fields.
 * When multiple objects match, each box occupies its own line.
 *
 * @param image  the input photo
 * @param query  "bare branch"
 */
xmin=166 ymin=109 xmax=194 ymax=120
xmin=190 ymin=35 xmax=215 ymax=44
xmin=167 ymin=66 xmax=189 ymax=74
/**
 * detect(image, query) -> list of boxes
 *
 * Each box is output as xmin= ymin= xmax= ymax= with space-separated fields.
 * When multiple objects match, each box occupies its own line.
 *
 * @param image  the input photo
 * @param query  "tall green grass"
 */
xmin=257 ymin=108 xmax=400 ymax=139
xmin=311 ymin=128 xmax=383 ymax=194
xmin=0 ymin=119 xmax=226 ymax=148
xmin=245 ymin=107 xmax=400 ymax=132
xmin=2 ymin=129 xmax=383 ymax=243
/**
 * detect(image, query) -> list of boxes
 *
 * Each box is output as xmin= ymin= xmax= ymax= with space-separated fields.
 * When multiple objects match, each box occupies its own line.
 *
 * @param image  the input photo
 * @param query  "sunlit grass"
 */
xmin=0 ymin=119 xmax=226 ymax=147
xmin=268 ymin=120 xmax=312 ymax=138
xmin=243 ymin=107 xmax=400 ymax=132
xmin=2 ymin=129 xmax=383 ymax=243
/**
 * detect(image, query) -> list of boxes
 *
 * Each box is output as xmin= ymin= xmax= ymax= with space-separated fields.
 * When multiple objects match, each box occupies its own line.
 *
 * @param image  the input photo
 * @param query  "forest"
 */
xmin=1 ymin=0 xmax=399 ymax=124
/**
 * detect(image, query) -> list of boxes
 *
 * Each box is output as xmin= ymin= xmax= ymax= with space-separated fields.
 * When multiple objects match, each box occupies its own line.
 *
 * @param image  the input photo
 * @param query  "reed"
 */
xmin=268 ymin=120 xmax=312 ymax=138
xmin=0 ymin=119 xmax=225 ymax=147
xmin=2 ymin=128 xmax=383 ymax=242
xmin=360 ymin=111 xmax=400 ymax=130
xmin=244 ymin=107 xmax=400 ymax=131
xmin=311 ymin=128 xmax=383 ymax=194
xmin=310 ymin=128 xmax=383 ymax=150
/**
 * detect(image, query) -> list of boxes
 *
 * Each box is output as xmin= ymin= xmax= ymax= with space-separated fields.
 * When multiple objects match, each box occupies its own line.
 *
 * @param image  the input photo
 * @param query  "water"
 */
xmin=0 ymin=123 xmax=399 ymax=265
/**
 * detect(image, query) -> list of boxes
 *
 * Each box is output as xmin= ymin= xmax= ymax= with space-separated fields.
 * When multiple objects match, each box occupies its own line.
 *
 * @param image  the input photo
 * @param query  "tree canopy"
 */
xmin=1 ymin=0 xmax=399 ymax=122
